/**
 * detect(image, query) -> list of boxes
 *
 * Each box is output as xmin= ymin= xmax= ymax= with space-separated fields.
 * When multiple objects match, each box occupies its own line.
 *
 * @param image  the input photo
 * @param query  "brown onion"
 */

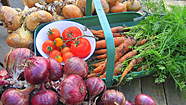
xmin=126 ymin=0 xmax=141 ymax=11
xmin=48 ymin=58 xmax=63 ymax=81
xmin=4 ymin=48 xmax=34 ymax=76
xmin=85 ymin=77 xmax=106 ymax=99
xmin=64 ymin=57 xmax=88 ymax=78
xmin=62 ymin=4 xmax=83 ymax=19
xmin=24 ymin=57 xmax=49 ymax=84
xmin=1 ymin=86 xmax=34 ymax=105
xmin=101 ymin=0 xmax=110 ymax=13
xmin=59 ymin=74 xmax=87 ymax=105
xmin=111 ymin=2 xmax=127 ymax=13
xmin=101 ymin=90 xmax=126 ymax=105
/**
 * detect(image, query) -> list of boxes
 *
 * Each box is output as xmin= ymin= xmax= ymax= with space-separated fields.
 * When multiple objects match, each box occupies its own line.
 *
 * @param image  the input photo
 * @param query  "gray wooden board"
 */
xmin=119 ymin=79 xmax=141 ymax=103
xmin=164 ymin=78 xmax=186 ymax=105
xmin=141 ymin=76 xmax=167 ymax=105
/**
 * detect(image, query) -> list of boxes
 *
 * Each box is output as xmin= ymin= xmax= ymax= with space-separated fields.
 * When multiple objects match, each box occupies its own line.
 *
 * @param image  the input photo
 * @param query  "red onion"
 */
xmin=4 ymin=48 xmax=34 ymax=76
xmin=64 ymin=57 xmax=88 ymax=78
xmin=1 ymin=86 xmax=34 ymax=105
xmin=48 ymin=58 xmax=63 ymax=81
xmin=31 ymin=85 xmax=58 ymax=105
xmin=85 ymin=77 xmax=106 ymax=99
xmin=126 ymin=100 xmax=134 ymax=105
xmin=0 ymin=68 xmax=9 ymax=80
xmin=59 ymin=74 xmax=87 ymax=105
xmin=101 ymin=90 xmax=126 ymax=105
xmin=135 ymin=94 xmax=156 ymax=105
xmin=24 ymin=57 xmax=49 ymax=84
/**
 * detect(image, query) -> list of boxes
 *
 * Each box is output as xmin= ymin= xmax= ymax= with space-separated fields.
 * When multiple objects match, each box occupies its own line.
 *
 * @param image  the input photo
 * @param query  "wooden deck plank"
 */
xmin=141 ymin=76 xmax=167 ymax=105
xmin=164 ymin=78 xmax=186 ymax=105
xmin=119 ymin=79 xmax=141 ymax=102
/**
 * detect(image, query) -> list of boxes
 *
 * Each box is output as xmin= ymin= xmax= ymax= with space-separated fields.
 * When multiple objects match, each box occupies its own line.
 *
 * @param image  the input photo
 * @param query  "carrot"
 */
xmin=95 ymin=54 xmax=107 ymax=59
xmin=99 ymin=73 xmax=106 ymax=79
xmin=136 ymin=39 xmax=148 ymax=46
xmin=114 ymin=37 xmax=136 ymax=62
xmin=111 ymin=26 xmax=125 ymax=33
xmin=92 ymin=61 xmax=105 ymax=67
xmin=95 ymin=49 xmax=107 ymax=55
xmin=87 ymin=73 xmax=98 ymax=78
xmin=92 ymin=63 xmax=106 ymax=73
xmin=96 ymin=37 xmax=125 ymax=49
xmin=91 ymin=30 xmax=104 ymax=35
xmin=116 ymin=50 xmax=138 ymax=65
xmin=118 ymin=57 xmax=144 ymax=85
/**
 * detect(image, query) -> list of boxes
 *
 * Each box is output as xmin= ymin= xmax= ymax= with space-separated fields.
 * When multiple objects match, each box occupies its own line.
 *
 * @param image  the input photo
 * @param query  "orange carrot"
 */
xmin=114 ymin=37 xmax=136 ymax=62
xmin=118 ymin=57 xmax=144 ymax=85
xmin=87 ymin=73 xmax=98 ymax=78
xmin=116 ymin=50 xmax=138 ymax=65
xmin=91 ymin=30 xmax=104 ymax=35
xmin=95 ymin=49 xmax=107 ymax=55
xmin=96 ymin=37 xmax=125 ymax=49
xmin=111 ymin=26 xmax=125 ymax=33
xmin=136 ymin=39 xmax=148 ymax=46
xmin=92 ymin=61 xmax=105 ymax=67
xmin=92 ymin=63 xmax=106 ymax=73
xmin=95 ymin=54 xmax=107 ymax=59
xmin=99 ymin=73 xmax=106 ymax=79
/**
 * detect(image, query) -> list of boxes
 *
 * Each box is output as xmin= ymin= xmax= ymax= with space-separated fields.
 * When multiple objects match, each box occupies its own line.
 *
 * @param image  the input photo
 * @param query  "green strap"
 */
xmin=86 ymin=0 xmax=92 ymax=16
xmin=93 ymin=0 xmax=115 ymax=87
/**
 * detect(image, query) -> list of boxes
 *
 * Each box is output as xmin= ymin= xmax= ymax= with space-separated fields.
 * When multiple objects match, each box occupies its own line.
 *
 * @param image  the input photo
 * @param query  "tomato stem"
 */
xmin=64 ymin=34 xmax=98 ymax=44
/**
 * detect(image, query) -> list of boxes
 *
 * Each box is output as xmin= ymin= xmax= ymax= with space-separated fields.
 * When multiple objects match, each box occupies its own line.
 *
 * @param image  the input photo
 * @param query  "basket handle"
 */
xmin=87 ymin=0 xmax=116 ymax=87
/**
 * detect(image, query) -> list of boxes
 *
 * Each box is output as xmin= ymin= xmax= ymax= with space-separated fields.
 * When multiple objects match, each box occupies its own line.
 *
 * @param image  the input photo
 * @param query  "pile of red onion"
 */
xmin=0 ymin=48 xmax=156 ymax=105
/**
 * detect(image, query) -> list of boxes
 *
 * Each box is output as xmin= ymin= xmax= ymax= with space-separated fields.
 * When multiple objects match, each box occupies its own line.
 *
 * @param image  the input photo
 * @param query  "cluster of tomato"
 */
xmin=42 ymin=26 xmax=91 ymax=63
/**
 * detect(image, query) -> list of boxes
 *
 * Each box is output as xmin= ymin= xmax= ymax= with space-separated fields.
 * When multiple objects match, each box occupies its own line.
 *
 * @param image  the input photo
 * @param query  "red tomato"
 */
xmin=61 ymin=47 xmax=71 ymax=55
xmin=42 ymin=40 xmax=55 ymax=54
xmin=48 ymin=28 xmax=60 ymax=41
xmin=62 ymin=26 xmax=83 ymax=46
xmin=49 ymin=50 xmax=61 ymax=58
xmin=70 ymin=38 xmax=91 ymax=58
xmin=63 ymin=52 xmax=74 ymax=62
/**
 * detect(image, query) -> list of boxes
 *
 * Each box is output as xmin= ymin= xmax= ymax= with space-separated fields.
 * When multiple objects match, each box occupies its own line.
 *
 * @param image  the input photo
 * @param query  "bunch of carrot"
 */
xmin=89 ymin=26 xmax=148 ymax=83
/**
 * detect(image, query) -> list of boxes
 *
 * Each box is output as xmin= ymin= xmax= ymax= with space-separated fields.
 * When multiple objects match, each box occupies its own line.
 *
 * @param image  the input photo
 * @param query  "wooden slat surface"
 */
xmin=141 ymin=76 xmax=167 ymax=105
xmin=164 ymin=78 xmax=186 ymax=105
xmin=119 ymin=79 xmax=141 ymax=102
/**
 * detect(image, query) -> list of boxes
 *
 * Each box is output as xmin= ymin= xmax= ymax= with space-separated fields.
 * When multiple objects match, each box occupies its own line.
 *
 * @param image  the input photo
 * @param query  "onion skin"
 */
xmin=48 ymin=58 xmax=63 ymax=81
xmin=111 ymin=2 xmax=127 ymax=13
xmin=1 ymin=86 xmax=34 ymax=105
xmin=64 ymin=57 xmax=88 ymax=78
xmin=24 ymin=57 xmax=49 ymax=84
xmin=4 ymin=48 xmax=34 ymax=76
xmin=135 ymin=94 xmax=156 ymax=105
xmin=101 ymin=90 xmax=126 ymax=105
xmin=85 ymin=77 xmax=106 ymax=98
xmin=59 ymin=74 xmax=87 ymax=105
xmin=126 ymin=100 xmax=134 ymax=105
xmin=126 ymin=0 xmax=141 ymax=11
xmin=31 ymin=89 xmax=58 ymax=105
xmin=62 ymin=4 xmax=83 ymax=19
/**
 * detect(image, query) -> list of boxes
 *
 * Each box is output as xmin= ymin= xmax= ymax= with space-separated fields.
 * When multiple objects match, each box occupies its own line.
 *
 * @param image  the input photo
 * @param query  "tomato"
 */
xmin=63 ymin=52 xmax=74 ymax=62
xmin=54 ymin=37 xmax=64 ymax=47
xmin=62 ymin=26 xmax=82 ymax=46
xmin=70 ymin=38 xmax=91 ymax=58
xmin=48 ymin=28 xmax=60 ymax=41
xmin=42 ymin=40 xmax=55 ymax=54
xmin=49 ymin=50 xmax=63 ymax=63
xmin=61 ymin=47 xmax=71 ymax=55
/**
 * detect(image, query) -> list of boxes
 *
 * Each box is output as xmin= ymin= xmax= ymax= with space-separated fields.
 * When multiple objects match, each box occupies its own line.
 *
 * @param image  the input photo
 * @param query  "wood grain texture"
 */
xmin=141 ymin=76 xmax=167 ymax=105
xmin=164 ymin=77 xmax=186 ymax=105
xmin=119 ymin=79 xmax=141 ymax=102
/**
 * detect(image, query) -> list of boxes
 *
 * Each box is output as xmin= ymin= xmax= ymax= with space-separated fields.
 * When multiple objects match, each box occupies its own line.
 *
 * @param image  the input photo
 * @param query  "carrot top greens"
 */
xmin=125 ymin=3 xmax=186 ymax=91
